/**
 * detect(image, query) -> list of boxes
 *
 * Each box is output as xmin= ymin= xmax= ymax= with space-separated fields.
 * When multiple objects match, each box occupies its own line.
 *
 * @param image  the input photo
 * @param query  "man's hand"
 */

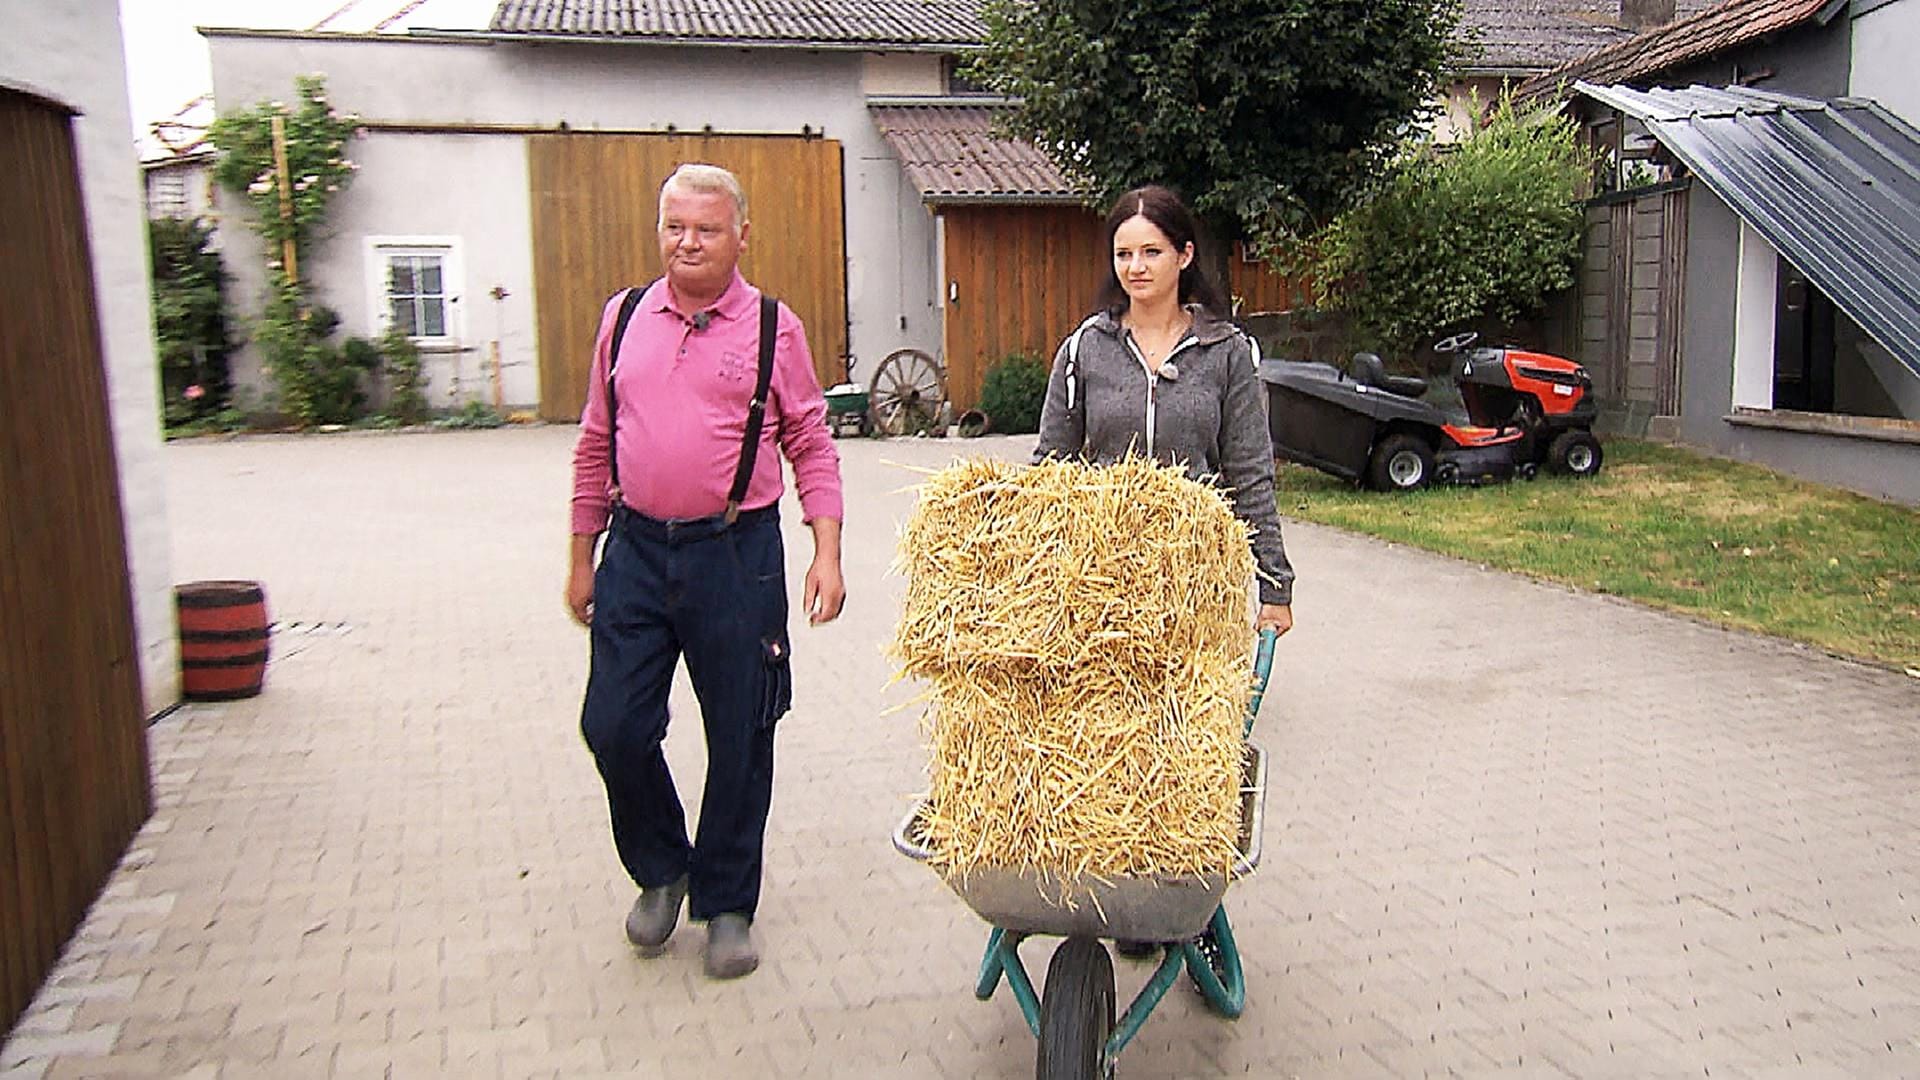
xmin=803 ymin=557 xmax=845 ymax=625
xmin=1256 ymin=603 xmax=1293 ymax=636
xmin=566 ymin=534 xmax=598 ymax=627
xmin=802 ymin=517 xmax=845 ymax=625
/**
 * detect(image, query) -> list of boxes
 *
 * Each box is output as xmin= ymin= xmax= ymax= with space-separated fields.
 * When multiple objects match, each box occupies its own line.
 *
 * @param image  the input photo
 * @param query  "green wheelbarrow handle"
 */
xmin=1246 ymin=626 xmax=1279 ymax=738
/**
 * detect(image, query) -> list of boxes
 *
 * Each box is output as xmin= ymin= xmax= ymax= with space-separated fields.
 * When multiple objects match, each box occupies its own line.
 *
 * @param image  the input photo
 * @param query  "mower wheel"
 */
xmin=1368 ymin=434 xmax=1435 ymax=492
xmin=1549 ymin=431 xmax=1604 ymax=477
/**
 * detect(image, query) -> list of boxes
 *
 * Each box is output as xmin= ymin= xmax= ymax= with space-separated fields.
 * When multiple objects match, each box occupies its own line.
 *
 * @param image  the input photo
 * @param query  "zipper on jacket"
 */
xmin=1124 ymin=333 xmax=1199 ymax=458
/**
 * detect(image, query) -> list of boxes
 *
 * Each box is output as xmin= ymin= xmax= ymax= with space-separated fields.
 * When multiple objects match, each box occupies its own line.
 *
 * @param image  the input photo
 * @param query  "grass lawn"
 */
xmin=1276 ymin=439 xmax=1920 ymax=672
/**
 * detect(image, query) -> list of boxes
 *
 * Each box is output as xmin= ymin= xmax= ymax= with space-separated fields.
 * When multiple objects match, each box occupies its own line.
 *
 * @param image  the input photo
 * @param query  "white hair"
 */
xmin=658 ymin=163 xmax=748 ymax=232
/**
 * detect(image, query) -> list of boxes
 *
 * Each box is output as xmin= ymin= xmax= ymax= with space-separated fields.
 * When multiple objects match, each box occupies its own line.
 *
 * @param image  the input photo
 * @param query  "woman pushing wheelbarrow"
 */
xmin=891 ymin=186 xmax=1295 ymax=1079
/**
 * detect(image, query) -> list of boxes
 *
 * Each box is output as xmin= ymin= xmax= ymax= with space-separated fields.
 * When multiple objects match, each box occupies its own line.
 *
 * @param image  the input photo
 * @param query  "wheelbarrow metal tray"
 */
xmin=893 ymin=743 xmax=1267 ymax=942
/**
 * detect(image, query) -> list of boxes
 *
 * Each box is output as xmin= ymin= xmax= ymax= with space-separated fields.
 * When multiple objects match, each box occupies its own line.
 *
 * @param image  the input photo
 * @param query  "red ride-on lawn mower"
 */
xmin=1259 ymin=332 xmax=1604 ymax=491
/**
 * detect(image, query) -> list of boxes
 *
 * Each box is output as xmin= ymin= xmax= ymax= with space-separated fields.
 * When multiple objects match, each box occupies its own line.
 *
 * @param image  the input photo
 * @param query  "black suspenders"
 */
xmin=603 ymin=283 xmax=779 ymax=525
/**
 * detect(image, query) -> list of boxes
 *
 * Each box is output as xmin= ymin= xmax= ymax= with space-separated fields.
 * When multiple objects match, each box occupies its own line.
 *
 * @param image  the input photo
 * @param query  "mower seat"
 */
xmin=1350 ymin=353 xmax=1428 ymax=399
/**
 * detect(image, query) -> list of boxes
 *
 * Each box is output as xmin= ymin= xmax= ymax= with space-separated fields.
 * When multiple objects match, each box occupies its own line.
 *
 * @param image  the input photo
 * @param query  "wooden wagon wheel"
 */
xmin=868 ymin=348 xmax=947 ymax=437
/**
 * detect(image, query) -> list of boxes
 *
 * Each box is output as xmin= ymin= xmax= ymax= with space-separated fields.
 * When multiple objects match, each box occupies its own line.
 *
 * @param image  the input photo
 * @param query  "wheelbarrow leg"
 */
xmin=1183 ymin=905 xmax=1247 ymax=1018
xmin=979 ymin=929 xmax=1042 ymax=1037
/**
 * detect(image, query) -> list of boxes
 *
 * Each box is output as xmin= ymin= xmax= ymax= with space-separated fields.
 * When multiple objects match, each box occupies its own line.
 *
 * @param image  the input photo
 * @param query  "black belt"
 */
xmin=610 ymin=502 xmax=778 ymax=545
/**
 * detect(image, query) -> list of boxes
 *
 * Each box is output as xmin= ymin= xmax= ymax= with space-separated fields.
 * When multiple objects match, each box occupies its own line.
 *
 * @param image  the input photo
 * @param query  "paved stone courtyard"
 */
xmin=4 ymin=425 xmax=1918 ymax=1078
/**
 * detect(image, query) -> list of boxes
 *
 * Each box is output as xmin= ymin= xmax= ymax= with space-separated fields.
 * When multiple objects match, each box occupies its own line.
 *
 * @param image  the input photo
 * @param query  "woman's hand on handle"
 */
xmin=1256 ymin=603 xmax=1292 ymax=637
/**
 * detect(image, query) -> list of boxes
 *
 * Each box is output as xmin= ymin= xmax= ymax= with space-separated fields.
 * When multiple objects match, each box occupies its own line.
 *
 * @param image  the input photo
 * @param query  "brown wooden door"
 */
xmin=528 ymin=134 xmax=847 ymax=421
xmin=941 ymin=207 xmax=1308 ymax=411
xmin=0 ymin=87 xmax=153 ymax=1031
xmin=940 ymin=205 xmax=1108 ymax=412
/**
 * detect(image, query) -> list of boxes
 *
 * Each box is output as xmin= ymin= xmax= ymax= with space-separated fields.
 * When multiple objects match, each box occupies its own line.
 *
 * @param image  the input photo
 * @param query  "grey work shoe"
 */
xmin=703 ymin=913 xmax=759 ymax=980
xmin=624 ymin=875 xmax=688 ymax=954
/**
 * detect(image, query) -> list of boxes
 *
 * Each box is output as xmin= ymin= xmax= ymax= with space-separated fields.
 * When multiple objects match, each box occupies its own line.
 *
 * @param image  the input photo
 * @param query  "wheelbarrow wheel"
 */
xmin=1037 ymin=937 xmax=1114 ymax=1080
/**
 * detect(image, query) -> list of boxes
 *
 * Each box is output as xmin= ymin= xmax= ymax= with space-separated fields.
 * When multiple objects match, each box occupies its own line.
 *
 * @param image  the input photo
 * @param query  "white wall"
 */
xmin=214 ymin=130 xmax=539 ymax=408
xmin=1851 ymin=0 xmax=1920 ymax=126
xmin=206 ymin=33 xmax=946 ymax=409
xmin=1731 ymin=221 xmax=1779 ymax=410
xmin=861 ymin=52 xmax=943 ymax=96
xmin=4 ymin=0 xmax=178 ymax=714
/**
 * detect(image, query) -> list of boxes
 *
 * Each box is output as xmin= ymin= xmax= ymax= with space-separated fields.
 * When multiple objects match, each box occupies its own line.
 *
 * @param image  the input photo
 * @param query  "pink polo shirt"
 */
xmin=570 ymin=272 xmax=844 ymax=534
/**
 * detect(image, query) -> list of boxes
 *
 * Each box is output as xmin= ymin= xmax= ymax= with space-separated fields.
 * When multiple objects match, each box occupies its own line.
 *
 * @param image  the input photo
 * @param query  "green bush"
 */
xmin=978 ymin=354 xmax=1049 ymax=434
xmin=436 ymin=400 xmax=505 ymax=429
xmin=378 ymin=326 xmax=428 ymax=424
xmin=1308 ymin=94 xmax=1592 ymax=356
xmin=149 ymin=218 xmax=234 ymax=428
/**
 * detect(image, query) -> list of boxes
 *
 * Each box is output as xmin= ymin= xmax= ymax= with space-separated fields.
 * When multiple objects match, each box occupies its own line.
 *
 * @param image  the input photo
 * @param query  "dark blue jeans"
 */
xmin=580 ymin=505 xmax=792 ymax=921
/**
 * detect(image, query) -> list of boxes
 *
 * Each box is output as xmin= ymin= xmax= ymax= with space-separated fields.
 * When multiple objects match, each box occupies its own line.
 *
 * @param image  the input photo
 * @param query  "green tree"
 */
xmin=1310 ymin=96 xmax=1593 ymax=355
xmin=971 ymin=0 xmax=1460 ymax=285
xmin=148 ymin=217 xmax=233 ymax=427
xmin=209 ymin=75 xmax=366 ymax=425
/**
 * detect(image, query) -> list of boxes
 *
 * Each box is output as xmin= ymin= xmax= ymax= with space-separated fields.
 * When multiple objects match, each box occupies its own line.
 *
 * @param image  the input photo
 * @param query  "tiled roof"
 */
xmin=1575 ymin=82 xmax=1920 ymax=379
xmin=1518 ymin=0 xmax=1833 ymax=99
xmin=489 ymin=0 xmax=985 ymax=47
xmin=492 ymin=0 xmax=1715 ymax=68
xmin=1457 ymin=0 xmax=1722 ymax=72
xmin=868 ymin=102 xmax=1079 ymax=205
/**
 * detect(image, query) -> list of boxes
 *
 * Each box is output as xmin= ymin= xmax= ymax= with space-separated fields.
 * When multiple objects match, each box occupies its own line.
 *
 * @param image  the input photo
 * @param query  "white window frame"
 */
xmin=365 ymin=236 xmax=462 ymax=343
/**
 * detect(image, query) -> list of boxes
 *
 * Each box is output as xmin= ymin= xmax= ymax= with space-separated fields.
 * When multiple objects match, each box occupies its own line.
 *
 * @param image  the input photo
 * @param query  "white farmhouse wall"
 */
xmin=4 ymin=0 xmax=177 ymax=713
xmin=1851 ymin=0 xmax=1920 ymax=126
xmin=861 ymin=52 xmax=943 ymax=96
xmin=206 ymin=33 xmax=945 ymax=410
xmin=214 ymin=130 xmax=539 ymax=408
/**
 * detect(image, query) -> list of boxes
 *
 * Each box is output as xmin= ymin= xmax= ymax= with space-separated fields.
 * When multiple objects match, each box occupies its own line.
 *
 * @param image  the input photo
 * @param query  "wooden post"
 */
xmin=270 ymin=115 xmax=299 ymax=284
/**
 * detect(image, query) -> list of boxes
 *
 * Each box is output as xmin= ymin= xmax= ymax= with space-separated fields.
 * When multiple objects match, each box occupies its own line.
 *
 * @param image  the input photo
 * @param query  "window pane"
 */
xmin=389 ymin=258 xmax=416 ymax=296
xmin=420 ymin=260 xmax=443 ymax=296
xmin=391 ymin=298 xmax=416 ymax=336
xmin=422 ymin=298 xmax=445 ymax=337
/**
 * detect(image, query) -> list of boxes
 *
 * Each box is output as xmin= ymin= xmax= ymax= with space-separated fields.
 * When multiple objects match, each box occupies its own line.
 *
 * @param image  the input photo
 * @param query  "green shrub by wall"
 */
xmin=978 ymin=354 xmax=1049 ymax=434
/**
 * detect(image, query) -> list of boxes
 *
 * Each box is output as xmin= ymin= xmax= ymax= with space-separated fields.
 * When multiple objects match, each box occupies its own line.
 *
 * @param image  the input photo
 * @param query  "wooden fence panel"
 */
xmin=528 ymin=134 xmax=846 ymax=421
xmin=1576 ymin=183 xmax=1692 ymax=417
xmin=1657 ymin=186 xmax=1689 ymax=416
xmin=0 ymin=88 xmax=152 ymax=1031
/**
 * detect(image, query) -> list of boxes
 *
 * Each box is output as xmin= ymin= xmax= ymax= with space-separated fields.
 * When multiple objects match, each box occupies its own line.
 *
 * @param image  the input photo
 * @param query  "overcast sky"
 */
xmin=117 ymin=0 xmax=495 ymax=140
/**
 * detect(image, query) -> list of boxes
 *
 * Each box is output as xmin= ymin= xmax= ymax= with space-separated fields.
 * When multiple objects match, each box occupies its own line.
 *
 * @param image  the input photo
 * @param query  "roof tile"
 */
xmin=869 ymin=103 xmax=1079 ymax=204
xmin=490 ymin=0 xmax=985 ymax=47
xmin=1519 ymin=0 xmax=1831 ymax=97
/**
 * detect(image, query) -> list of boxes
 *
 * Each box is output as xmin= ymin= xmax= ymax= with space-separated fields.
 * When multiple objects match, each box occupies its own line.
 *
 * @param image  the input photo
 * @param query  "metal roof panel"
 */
xmin=1576 ymin=82 xmax=1920 ymax=379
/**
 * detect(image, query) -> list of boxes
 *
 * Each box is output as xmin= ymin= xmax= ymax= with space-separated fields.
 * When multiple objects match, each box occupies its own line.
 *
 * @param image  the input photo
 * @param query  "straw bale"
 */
xmin=891 ymin=457 xmax=1256 ymax=884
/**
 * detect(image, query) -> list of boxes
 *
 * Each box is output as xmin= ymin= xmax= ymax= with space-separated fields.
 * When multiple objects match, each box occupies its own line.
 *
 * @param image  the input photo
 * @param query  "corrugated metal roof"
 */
xmin=1520 ymin=0 xmax=1835 ymax=100
xmin=488 ymin=0 xmax=985 ymax=47
xmin=869 ymin=102 xmax=1081 ymax=205
xmin=1575 ymin=82 xmax=1920 ymax=379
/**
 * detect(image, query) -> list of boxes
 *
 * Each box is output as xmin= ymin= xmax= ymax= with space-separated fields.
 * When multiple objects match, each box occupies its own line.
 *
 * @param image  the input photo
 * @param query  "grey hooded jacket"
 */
xmin=1033 ymin=306 xmax=1294 ymax=606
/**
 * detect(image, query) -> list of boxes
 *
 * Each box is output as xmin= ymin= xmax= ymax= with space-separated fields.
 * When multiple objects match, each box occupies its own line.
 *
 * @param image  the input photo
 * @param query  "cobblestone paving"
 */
xmin=4 ymin=426 xmax=1917 ymax=1078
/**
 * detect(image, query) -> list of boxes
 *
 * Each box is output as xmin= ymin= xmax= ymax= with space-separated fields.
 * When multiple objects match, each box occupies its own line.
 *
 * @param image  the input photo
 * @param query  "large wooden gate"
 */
xmin=0 ymin=88 xmax=152 ymax=1031
xmin=528 ymin=134 xmax=846 ymax=421
xmin=1578 ymin=181 xmax=1690 ymax=416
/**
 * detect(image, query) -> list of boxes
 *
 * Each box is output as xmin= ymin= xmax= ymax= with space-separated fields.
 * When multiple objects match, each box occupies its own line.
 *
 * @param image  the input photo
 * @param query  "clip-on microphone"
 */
xmin=692 ymin=311 xmax=712 ymax=332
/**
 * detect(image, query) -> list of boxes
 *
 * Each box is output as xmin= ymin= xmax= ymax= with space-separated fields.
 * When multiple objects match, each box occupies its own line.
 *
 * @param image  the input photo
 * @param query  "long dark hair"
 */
xmin=1096 ymin=185 xmax=1226 ymax=318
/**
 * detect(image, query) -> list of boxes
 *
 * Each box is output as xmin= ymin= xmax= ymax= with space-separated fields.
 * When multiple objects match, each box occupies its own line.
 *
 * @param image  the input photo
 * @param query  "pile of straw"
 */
xmin=892 ymin=456 xmax=1256 ymax=886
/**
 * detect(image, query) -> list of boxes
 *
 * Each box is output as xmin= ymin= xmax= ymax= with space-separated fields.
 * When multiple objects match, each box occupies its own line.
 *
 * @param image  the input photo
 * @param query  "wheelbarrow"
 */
xmin=894 ymin=628 xmax=1279 ymax=1078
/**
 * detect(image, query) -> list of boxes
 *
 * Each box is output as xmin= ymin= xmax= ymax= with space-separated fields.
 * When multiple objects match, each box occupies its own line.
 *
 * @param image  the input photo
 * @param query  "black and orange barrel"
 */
xmin=175 ymin=580 xmax=270 ymax=701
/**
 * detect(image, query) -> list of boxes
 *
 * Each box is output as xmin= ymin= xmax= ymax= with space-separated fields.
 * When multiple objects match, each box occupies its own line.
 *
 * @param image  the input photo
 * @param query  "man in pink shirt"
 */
xmin=566 ymin=163 xmax=845 ymax=980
